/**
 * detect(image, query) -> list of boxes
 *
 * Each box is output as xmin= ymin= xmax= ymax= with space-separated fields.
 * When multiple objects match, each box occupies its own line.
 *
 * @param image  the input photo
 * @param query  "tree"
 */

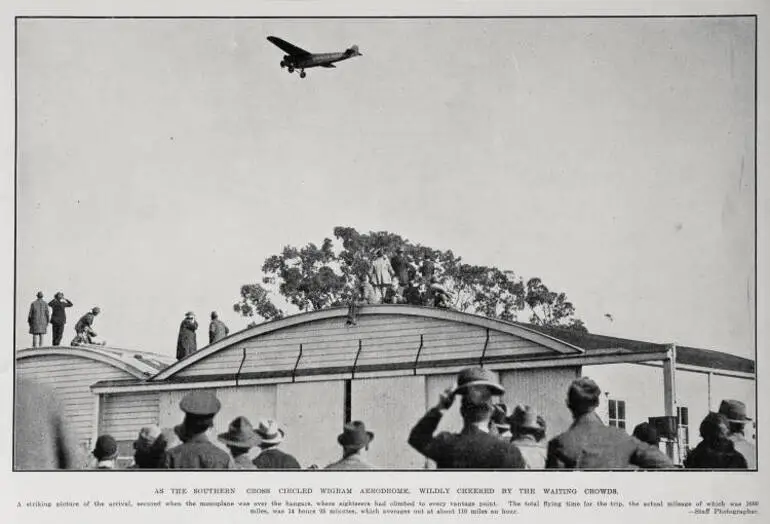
xmin=233 ymin=284 xmax=284 ymax=323
xmin=235 ymin=227 xmax=587 ymax=331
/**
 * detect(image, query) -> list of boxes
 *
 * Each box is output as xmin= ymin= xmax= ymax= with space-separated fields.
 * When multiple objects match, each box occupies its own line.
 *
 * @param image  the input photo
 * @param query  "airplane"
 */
xmin=267 ymin=36 xmax=362 ymax=78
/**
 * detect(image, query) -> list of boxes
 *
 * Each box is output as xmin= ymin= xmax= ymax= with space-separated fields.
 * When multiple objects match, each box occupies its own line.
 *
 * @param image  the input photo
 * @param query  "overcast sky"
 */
xmin=16 ymin=17 xmax=755 ymax=358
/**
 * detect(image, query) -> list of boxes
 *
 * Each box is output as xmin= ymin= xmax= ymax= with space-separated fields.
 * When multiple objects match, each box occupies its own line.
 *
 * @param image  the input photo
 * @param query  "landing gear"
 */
xmin=280 ymin=60 xmax=286 ymax=68
xmin=288 ymin=66 xmax=295 ymax=73
xmin=300 ymin=70 xmax=306 ymax=78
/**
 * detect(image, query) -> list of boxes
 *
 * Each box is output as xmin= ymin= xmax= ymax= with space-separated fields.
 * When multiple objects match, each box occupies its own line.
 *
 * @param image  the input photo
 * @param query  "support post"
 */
xmin=663 ymin=343 xmax=677 ymax=461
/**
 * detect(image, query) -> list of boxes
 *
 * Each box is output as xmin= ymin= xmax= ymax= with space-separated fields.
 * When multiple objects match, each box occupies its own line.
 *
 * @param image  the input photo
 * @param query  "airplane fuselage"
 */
xmin=285 ymin=51 xmax=353 ymax=69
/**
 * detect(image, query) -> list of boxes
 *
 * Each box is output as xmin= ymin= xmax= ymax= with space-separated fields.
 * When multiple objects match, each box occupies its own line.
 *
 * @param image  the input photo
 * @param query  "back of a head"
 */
xmin=567 ymin=377 xmax=601 ymax=415
xmin=632 ymin=422 xmax=659 ymax=446
xmin=211 ymin=311 xmax=218 ymax=320
xmin=700 ymin=412 xmax=729 ymax=442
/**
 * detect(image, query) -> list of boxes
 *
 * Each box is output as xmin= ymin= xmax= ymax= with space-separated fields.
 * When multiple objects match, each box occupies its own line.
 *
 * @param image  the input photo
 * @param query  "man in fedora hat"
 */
xmin=176 ymin=312 xmax=198 ymax=360
xmin=252 ymin=419 xmax=301 ymax=469
xmin=547 ymin=377 xmax=672 ymax=469
xmin=92 ymin=434 xmax=119 ymax=469
xmin=164 ymin=391 xmax=232 ymax=469
xmin=719 ymin=399 xmax=755 ymax=468
xmin=408 ymin=367 xmax=525 ymax=469
xmin=28 ymin=292 xmax=50 ymax=348
xmin=510 ymin=405 xmax=547 ymax=469
xmin=325 ymin=421 xmax=376 ymax=470
xmin=218 ymin=416 xmax=260 ymax=469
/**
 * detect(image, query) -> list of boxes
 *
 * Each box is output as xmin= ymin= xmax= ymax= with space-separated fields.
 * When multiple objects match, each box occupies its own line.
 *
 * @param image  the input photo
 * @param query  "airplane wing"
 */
xmin=322 ymin=64 xmax=336 ymax=68
xmin=267 ymin=36 xmax=312 ymax=57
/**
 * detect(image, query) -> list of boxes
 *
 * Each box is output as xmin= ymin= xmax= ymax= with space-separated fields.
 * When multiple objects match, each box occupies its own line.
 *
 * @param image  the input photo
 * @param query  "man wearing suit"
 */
xmin=325 ymin=421 xmax=376 ymax=470
xmin=546 ymin=377 xmax=672 ymax=469
xmin=408 ymin=367 xmax=525 ymax=469
xmin=252 ymin=419 xmax=301 ymax=469
xmin=28 ymin=292 xmax=50 ymax=348
xmin=48 ymin=292 xmax=74 ymax=346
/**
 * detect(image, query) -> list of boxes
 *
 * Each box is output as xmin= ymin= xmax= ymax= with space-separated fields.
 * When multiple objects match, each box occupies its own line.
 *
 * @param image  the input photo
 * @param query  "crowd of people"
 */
xmin=27 ymin=291 xmax=104 ymax=347
xmin=26 ymin=291 xmax=232 ymax=360
xmin=347 ymin=248 xmax=452 ymax=326
xmin=16 ymin=367 xmax=755 ymax=470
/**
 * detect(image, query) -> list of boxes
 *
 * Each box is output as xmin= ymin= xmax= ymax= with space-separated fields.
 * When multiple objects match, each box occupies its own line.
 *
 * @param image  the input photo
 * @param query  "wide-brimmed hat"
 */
xmin=93 ymin=434 xmax=118 ymax=461
xmin=718 ymin=399 xmax=752 ymax=423
xmin=452 ymin=367 xmax=505 ymax=396
xmin=218 ymin=416 xmax=261 ymax=449
xmin=254 ymin=419 xmax=285 ymax=445
xmin=510 ymin=405 xmax=542 ymax=431
xmin=337 ymin=421 xmax=374 ymax=449
xmin=179 ymin=391 xmax=221 ymax=416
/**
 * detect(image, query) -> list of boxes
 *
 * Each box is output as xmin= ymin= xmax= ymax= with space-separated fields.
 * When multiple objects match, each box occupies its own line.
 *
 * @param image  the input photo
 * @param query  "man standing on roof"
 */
xmin=369 ymin=249 xmax=395 ymax=303
xmin=408 ymin=367 xmax=526 ymax=468
xmin=48 ymin=292 xmax=74 ymax=346
xmin=176 ymin=312 xmax=198 ymax=360
xmin=28 ymin=292 xmax=50 ymax=348
xmin=208 ymin=311 xmax=229 ymax=345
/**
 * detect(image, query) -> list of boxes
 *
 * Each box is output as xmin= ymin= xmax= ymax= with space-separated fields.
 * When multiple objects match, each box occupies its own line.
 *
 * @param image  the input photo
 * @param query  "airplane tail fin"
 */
xmin=348 ymin=45 xmax=362 ymax=56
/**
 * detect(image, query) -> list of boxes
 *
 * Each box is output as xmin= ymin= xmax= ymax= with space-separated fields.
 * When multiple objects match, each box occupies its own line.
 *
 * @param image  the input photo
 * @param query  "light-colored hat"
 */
xmin=718 ymin=399 xmax=752 ymax=422
xmin=254 ymin=419 xmax=285 ymax=445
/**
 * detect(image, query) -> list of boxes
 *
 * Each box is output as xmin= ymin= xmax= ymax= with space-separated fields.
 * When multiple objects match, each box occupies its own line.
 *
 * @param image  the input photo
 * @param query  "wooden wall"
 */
xmin=17 ymin=354 xmax=134 ymax=446
xmin=175 ymin=314 xmax=553 ymax=379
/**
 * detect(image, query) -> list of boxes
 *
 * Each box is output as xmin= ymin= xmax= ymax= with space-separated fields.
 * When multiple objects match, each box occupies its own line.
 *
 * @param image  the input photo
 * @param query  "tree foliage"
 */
xmin=235 ymin=227 xmax=587 ymax=331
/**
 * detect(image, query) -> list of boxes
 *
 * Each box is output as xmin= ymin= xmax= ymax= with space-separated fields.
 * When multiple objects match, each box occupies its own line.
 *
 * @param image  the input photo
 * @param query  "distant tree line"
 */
xmin=234 ymin=226 xmax=587 ymax=332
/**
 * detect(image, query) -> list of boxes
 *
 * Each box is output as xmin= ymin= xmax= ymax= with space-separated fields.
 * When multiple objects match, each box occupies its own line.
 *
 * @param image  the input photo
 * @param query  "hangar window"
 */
xmin=608 ymin=399 xmax=626 ymax=430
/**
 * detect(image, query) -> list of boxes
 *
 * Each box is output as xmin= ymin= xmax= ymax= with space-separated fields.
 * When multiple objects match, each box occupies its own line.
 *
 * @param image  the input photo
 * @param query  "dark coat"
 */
xmin=164 ymin=433 xmax=232 ymax=469
xmin=176 ymin=318 xmax=198 ymax=360
xmin=390 ymin=254 xmax=410 ymax=284
xmin=403 ymin=285 xmax=422 ymax=306
xmin=48 ymin=298 xmax=73 ymax=326
xmin=252 ymin=448 xmax=301 ymax=469
xmin=546 ymin=412 xmax=673 ymax=469
xmin=683 ymin=438 xmax=748 ymax=469
xmin=74 ymin=312 xmax=96 ymax=334
xmin=28 ymin=299 xmax=50 ymax=335
xmin=408 ymin=407 xmax=526 ymax=469
xmin=208 ymin=319 xmax=229 ymax=344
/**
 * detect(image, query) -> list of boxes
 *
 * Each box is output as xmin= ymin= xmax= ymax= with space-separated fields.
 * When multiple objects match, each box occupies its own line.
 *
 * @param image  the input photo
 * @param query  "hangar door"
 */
xmin=351 ymin=375 xmax=426 ymax=469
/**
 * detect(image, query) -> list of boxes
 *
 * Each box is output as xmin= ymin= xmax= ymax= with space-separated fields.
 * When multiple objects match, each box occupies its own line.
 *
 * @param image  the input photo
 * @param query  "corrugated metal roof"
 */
xmin=517 ymin=324 xmax=755 ymax=374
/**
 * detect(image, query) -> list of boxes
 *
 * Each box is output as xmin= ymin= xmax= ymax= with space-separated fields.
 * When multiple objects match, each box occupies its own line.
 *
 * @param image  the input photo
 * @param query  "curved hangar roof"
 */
xmin=152 ymin=305 xmax=585 ymax=383
xmin=16 ymin=345 xmax=176 ymax=378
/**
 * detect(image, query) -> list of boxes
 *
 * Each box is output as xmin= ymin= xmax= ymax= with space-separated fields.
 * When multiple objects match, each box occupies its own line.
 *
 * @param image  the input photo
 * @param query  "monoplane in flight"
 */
xmin=267 ymin=36 xmax=362 ymax=78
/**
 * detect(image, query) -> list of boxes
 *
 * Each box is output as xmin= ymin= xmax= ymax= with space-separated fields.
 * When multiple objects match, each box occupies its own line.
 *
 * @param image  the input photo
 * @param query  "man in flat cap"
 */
xmin=546 ymin=377 xmax=672 ymax=469
xmin=719 ymin=399 xmax=756 ymax=469
xmin=164 ymin=391 xmax=232 ymax=469
xmin=408 ymin=367 xmax=525 ymax=468
xmin=325 ymin=421 xmax=376 ymax=470
xmin=73 ymin=307 xmax=102 ymax=346
xmin=176 ymin=312 xmax=198 ymax=360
